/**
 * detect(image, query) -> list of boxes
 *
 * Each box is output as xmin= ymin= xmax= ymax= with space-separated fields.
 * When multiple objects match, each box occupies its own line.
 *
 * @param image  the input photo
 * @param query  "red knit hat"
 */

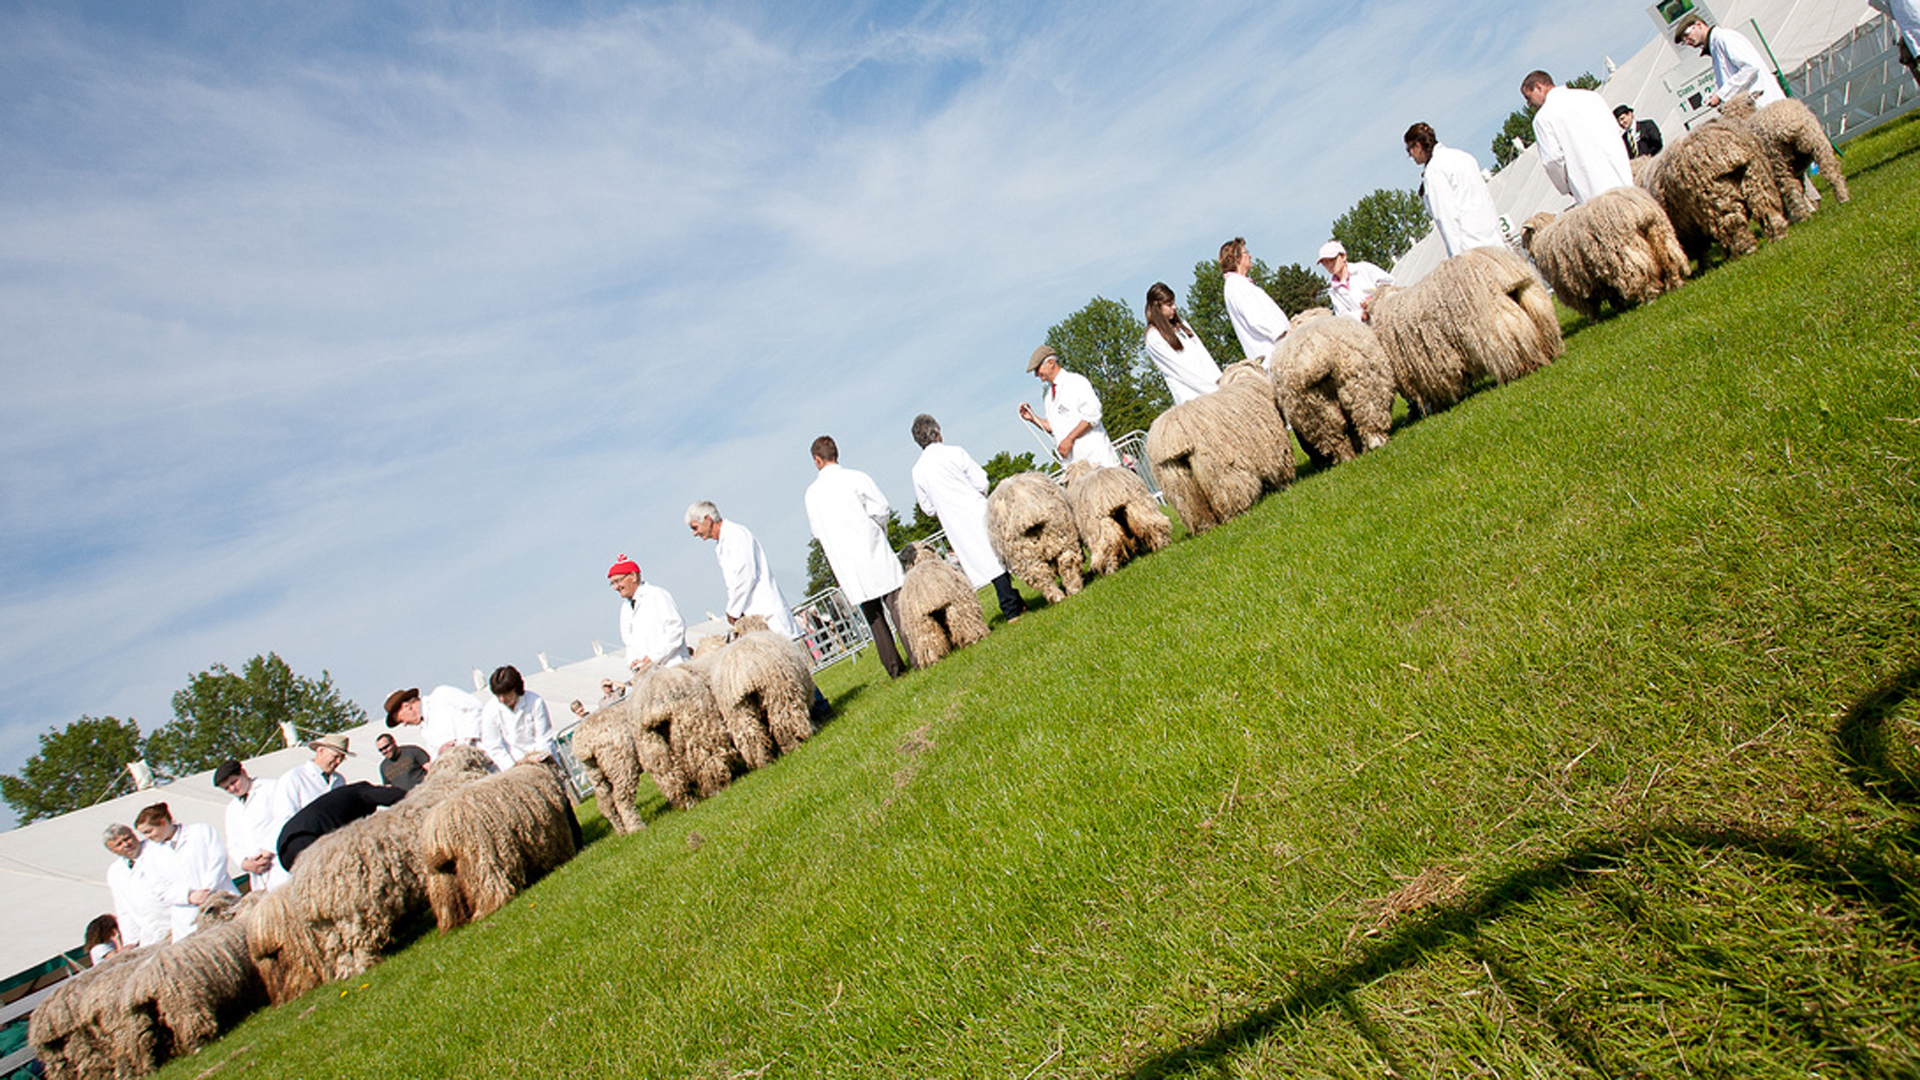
xmin=607 ymin=553 xmax=640 ymax=578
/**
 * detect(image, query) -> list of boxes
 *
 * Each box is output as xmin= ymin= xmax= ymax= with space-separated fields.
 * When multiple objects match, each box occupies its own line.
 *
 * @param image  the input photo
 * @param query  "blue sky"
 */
xmin=0 ymin=0 xmax=1657 ymax=826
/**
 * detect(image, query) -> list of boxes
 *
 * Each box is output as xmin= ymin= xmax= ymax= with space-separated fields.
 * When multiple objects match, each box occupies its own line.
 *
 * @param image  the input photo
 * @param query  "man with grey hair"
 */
xmin=686 ymin=500 xmax=802 ymax=639
xmin=102 ymin=824 xmax=172 ymax=947
xmin=910 ymin=414 xmax=1024 ymax=622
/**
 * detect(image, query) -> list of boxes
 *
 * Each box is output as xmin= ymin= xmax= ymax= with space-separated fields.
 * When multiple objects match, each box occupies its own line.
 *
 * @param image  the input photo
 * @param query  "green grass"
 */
xmin=169 ymin=118 xmax=1920 ymax=1078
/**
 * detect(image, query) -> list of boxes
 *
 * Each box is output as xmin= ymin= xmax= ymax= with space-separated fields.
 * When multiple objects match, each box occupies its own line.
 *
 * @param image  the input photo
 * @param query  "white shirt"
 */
xmin=1326 ymin=262 xmax=1395 ymax=321
xmin=1142 ymin=324 xmax=1222 ymax=404
xmin=1533 ymin=86 xmax=1635 ymax=206
xmin=1422 ymin=144 xmax=1507 ymax=256
xmin=1039 ymin=370 xmax=1120 ymax=467
xmin=715 ymin=520 xmax=803 ymax=639
xmin=1222 ymin=272 xmax=1289 ymax=362
xmin=479 ymin=691 xmax=557 ymax=771
xmin=912 ymin=442 xmax=1008 ymax=589
xmin=418 ymin=685 xmax=487 ymax=760
xmin=107 ymin=850 xmax=171 ymax=947
xmin=619 ymin=582 xmax=689 ymax=670
xmin=806 ymin=462 xmax=906 ymax=605
xmin=1869 ymin=0 xmax=1920 ymax=55
xmin=156 ymin=821 xmax=239 ymax=939
xmin=1708 ymin=26 xmax=1787 ymax=107
xmin=260 ymin=760 xmax=344 ymax=885
xmin=224 ymin=775 xmax=279 ymax=893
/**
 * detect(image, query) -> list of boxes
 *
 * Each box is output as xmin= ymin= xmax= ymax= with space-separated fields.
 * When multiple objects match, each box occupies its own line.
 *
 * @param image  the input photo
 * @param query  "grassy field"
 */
xmin=168 ymin=117 xmax=1920 ymax=1078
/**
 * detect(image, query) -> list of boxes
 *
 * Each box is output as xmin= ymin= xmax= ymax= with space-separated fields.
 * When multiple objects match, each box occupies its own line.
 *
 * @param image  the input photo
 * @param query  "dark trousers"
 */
xmin=991 ymin=572 xmax=1025 ymax=620
xmin=861 ymin=590 xmax=914 ymax=678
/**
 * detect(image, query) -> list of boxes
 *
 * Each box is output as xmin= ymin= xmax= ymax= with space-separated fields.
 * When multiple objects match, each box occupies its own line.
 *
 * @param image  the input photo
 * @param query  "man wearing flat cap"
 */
xmin=214 ymin=760 xmax=279 ymax=892
xmin=1675 ymin=15 xmax=1785 ymax=110
xmin=607 ymin=553 xmax=689 ymax=675
xmin=385 ymin=685 xmax=487 ymax=762
xmin=1018 ymin=345 xmax=1120 ymax=468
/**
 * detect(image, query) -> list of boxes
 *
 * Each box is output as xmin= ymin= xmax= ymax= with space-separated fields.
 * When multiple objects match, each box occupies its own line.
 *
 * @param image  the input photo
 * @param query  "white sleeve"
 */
xmin=477 ymin=701 xmax=517 ymax=771
xmin=1532 ymin=118 xmax=1571 ymax=197
xmin=718 ymin=530 xmax=753 ymax=617
xmin=962 ymin=452 xmax=989 ymax=495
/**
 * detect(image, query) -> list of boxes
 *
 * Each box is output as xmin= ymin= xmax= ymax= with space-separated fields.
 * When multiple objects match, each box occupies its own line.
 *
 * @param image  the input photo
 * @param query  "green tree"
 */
xmin=1492 ymin=71 xmax=1602 ymax=167
xmin=805 ymin=538 xmax=834 ymax=597
xmin=145 ymin=653 xmax=365 ymax=776
xmin=1184 ymin=257 xmax=1329 ymax=364
xmin=1330 ymin=187 xmax=1432 ymax=268
xmin=0 ymin=715 xmax=145 ymax=824
xmin=981 ymin=451 xmax=1037 ymax=491
xmin=1044 ymin=296 xmax=1170 ymax=439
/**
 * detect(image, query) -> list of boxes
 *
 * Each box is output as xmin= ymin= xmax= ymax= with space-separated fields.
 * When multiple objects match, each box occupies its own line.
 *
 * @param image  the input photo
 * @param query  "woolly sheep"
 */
xmin=895 ymin=542 xmax=990 ymax=666
xmin=570 ymin=676 xmax=654 ymax=835
xmin=421 ymin=755 xmax=578 ymax=931
xmin=1721 ymin=93 xmax=1849 ymax=222
xmin=1267 ymin=309 xmax=1395 ymax=463
xmin=1145 ymin=360 xmax=1296 ymax=535
xmin=1518 ymin=186 xmax=1688 ymax=321
xmin=113 ymin=895 xmax=266 ymax=1076
xmin=1369 ymin=247 xmax=1562 ymax=416
xmin=1637 ymin=118 xmax=1787 ymax=262
xmin=636 ymin=658 xmax=741 ymax=807
xmin=985 ymin=471 xmax=1085 ymax=603
xmin=30 ymin=945 xmax=153 ymax=1080
xmin=1062 ymin=460 xmax=1171 ymax=576
xmin=246 ymin=746 xmax=494 ymax=1004
xmin=710 ymin=628 xmax=817 ymax=764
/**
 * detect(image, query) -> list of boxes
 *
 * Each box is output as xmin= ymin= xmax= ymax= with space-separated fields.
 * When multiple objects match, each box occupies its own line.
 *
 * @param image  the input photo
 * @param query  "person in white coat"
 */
xmin=1315 ymin=241 xmax=1394 ymax=322
xmin=479 ymin=664 xmax=557 ymax=772
xmin=1522 ymin=71 xmax=1635 ymax=206
xmin=685 ymin=501 xmax=804 ymax=640
xmin=909 ymin=414 xmax=1025 ymax=622
xmin=134 ymin=801 xmax=239 ymax=940
xmin=1018 ymin=346 xmax=1121 ymax=467
xmin=1141 ymin=282 xmax=1221 ymax=402
xmin=1676 ymin=16 xmax=1787 ymax=108
xmin=103 ymin=824 xmax=172 ymax=947
xmin=214 ymin=760 xmax=278 ymax=892
xmin=1405 ymin=123 xmax=1507 ymax=257
xmin=1217 ymin=238 xmax=1289 ymax=363
xmin=259 ymin=733 xmax=349 ymax=886
xmin=1868 ymin=0 xmax=1920 ymax=86
xmin=805 ymin=436 xmax=915 ymax=678
xmin=607 ymin=553 xmax=689 ymax=674
xmin=385 ymin=686 xmax=486 ymax=761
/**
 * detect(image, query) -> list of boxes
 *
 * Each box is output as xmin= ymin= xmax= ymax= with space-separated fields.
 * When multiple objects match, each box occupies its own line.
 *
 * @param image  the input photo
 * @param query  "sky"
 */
xmin=0 ymin=0 xmax=1660 ymax=828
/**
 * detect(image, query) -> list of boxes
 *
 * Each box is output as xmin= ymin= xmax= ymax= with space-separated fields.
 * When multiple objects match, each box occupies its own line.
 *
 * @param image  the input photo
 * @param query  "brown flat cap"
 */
xmin=1026 ymin=345 xmax=1057 ymax=373
xmin=384 ymin=687 xmax=420 ymax=725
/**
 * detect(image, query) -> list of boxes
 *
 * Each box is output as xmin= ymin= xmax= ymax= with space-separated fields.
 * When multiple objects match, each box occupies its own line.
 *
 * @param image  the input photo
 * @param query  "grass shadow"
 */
xmin=1122 ymin=819 xmax=1920 ymax=1079
xmin=1834 ymin=659 xmax=1920 ymax=807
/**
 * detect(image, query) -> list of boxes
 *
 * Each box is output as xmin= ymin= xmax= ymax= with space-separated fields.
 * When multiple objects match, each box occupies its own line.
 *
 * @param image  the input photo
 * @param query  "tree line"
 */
xmin=1 ymin=653 xmax=365 ymax=824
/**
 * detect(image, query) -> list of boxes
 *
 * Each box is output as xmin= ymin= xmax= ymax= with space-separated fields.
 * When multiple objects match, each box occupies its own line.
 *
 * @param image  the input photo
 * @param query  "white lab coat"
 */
xmin=224 ymin=776 xmax=278 ymax=893
xmin=1222 ymin=272 xmax=1289 ymax=362
xmin=807 ymin=463 xmax=905 ymax=604
xmin=479 ymin=691 xmax=557 ymax=771
xmin=715 ymin=520 xmax=803 ymax=639
xmin=155 ymin=822 xmax=239 ymax=939
xmin=912 ymin=442 xmax=1008 ymax=588
xmin=1533 ymin=86 xmax=1635 ymax=205
xmin=1142 ymin=324 xmax=1222 ymax=404
xmin=1038 ymin=370 xmax=1121 ymax=467
xmin=1708 ymin=26 xmax=1787 ymax=107
xmin=107 ymin=851 xmax=171 ymax=947
xmin=261 ymin=760 xmax=344 ymax=887
xmin=1326 ymin=262 xmax=1395 ymax=321
xmin=619 ymin=582 xmax=689 ymax=670
xmin=1423 ymin=144 xmax=1507 ymax=256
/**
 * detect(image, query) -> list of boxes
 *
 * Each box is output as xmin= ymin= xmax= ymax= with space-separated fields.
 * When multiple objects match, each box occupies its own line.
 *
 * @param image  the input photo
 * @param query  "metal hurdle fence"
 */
xmin=1789 ymin=13 xmax=1920 ymax=144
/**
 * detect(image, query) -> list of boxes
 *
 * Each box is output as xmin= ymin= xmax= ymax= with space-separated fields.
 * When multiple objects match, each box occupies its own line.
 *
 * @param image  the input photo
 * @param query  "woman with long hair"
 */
xmin=1142 ymin=282 xmax=1222 ymax=404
